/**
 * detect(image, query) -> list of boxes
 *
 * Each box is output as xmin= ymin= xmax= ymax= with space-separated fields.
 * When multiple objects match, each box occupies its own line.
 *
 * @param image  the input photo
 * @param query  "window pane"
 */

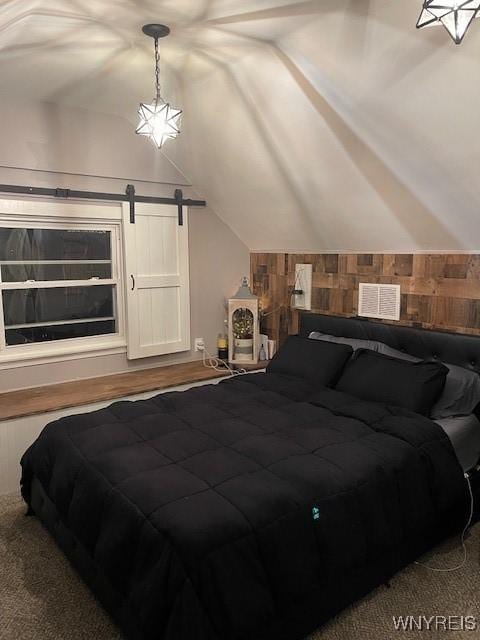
xmin=2 ymin=285 xmax=114 ymax=326
xmin=6 ymin=320 xmax=116 ymax=345
xmin=1 ymin=263 xmax=112 ymax=282
xmin=0 ymin=228 xmax=111 ymax=261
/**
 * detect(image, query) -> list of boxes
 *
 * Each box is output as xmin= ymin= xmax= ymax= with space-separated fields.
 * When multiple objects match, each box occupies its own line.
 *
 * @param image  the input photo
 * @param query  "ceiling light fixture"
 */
xmin=136 ymin=24 xmax=182 ymax=149
xmin=417 ymin=1 xmax=480 ymax=44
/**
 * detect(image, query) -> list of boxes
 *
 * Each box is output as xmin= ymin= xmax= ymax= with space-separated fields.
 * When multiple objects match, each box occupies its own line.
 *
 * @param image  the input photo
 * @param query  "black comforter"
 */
xmin=21 ymin=372 xmax=468 ymax=640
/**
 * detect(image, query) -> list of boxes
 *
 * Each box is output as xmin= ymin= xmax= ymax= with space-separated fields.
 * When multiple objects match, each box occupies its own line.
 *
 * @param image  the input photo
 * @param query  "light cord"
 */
xmin=202 ymin=347 xmax=246 ymax=377
xmin=261 ymin=268 xmax=304 ymax=319
xmin=414 ymin=473 xmax=474 ymax=573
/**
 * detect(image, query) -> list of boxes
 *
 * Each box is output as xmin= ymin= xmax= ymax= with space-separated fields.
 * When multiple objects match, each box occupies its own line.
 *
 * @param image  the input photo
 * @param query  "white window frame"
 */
xmin=0 ymin=197 xmax=126 ymax=367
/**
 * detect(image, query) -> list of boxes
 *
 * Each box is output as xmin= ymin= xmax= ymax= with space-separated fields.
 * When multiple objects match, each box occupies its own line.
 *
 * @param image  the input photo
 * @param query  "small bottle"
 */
xmin=217 ymin=333 xmax=228 ymax=361
xmin=259 ymin=345 xmax=266 ymax=361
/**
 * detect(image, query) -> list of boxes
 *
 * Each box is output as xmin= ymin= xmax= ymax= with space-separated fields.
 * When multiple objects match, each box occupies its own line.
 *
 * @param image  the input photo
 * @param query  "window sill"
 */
xmin=0 ymin=338 xmax=127 ymax=370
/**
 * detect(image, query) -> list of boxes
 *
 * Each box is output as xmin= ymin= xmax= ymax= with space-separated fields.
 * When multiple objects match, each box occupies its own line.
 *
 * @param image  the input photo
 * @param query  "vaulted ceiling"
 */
xmin=1 ymin=0 xmax=480 ymax=251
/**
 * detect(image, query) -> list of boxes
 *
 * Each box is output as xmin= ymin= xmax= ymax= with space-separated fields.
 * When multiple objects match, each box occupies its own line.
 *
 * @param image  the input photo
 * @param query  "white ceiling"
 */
xmin=0 ymin=0 xmax=307 ymax=114
xmin=1 ymin=0 xmax=480 ymax=251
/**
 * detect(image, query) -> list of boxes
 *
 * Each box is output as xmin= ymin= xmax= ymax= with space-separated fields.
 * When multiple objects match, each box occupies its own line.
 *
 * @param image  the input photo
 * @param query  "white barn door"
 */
xmin=122 ymin=203 xmax=190 ymax=359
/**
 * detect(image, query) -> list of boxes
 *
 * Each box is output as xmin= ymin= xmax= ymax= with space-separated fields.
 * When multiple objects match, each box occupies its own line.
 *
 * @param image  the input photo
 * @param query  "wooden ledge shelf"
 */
xmin=0 ymin=361 xmax=263 ymax=422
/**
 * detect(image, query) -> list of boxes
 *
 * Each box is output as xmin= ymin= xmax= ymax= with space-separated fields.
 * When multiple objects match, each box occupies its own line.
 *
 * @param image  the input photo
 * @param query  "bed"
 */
xmin=20 ymin=312 xmax=479 ymax=640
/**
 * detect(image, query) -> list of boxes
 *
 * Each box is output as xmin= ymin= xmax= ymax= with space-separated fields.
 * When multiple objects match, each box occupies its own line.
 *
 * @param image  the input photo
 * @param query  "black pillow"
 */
xmin=335 ymin=349 xmax=448 ymax=416
xmin=267 ymin=335 xmax=353 ymax=387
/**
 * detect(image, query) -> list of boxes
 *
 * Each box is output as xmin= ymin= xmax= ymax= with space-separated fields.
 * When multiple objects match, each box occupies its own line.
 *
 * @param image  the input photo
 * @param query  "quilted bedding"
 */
xmin=21 ymin=372 xmax=468 ymax=640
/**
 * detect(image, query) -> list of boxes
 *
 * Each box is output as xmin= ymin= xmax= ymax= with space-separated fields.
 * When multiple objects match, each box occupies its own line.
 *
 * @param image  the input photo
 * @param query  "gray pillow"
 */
xmin=310 ymin=332 xmax=421 ymax=362
xmin=430 ymin=363 xmax=480 ymax=419
xmin=375 ymin=342 xmax=421 ymax=363
xmin=309 ymin=332 xmax=379 ymax=353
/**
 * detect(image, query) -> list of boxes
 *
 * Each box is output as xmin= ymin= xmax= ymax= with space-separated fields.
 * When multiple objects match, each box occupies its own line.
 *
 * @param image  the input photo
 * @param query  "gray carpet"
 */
xmin=1 ymin=492 xmax=479 ymax=640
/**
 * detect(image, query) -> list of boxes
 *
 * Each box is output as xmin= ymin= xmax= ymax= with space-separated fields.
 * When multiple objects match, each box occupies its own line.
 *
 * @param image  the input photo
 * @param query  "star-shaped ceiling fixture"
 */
xmin=417 ymin=1 xmax=480 ymax=44
xmin=137 ymin=101 xmax=182 ymax=149
xmin=136 ymin=24 xmax=182 ymax=149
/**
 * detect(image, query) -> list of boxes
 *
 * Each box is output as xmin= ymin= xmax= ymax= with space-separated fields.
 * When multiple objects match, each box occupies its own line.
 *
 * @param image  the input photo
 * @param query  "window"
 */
xmin=0 ymin=218 xmax=124 ymax=361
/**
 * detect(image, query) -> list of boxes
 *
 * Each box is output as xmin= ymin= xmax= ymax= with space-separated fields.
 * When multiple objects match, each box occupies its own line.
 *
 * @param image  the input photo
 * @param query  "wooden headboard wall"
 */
xmin=251 ymin=253 xmax=480 ymax=347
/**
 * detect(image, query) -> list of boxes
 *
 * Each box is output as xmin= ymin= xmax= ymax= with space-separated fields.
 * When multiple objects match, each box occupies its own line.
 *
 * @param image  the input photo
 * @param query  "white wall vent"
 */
xmin=358 ymin=283 xmax=401 ymax=321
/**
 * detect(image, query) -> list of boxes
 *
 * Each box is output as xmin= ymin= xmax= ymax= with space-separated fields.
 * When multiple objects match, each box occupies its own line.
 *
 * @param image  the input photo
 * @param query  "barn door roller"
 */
xmin=0 ymin=182 xmax=206 ymax=227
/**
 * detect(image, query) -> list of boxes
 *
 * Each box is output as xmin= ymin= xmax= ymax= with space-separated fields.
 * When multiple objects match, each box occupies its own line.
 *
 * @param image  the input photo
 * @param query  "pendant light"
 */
xmin=136 ymin=24 xmax=182 ymax=148
xmin=417 ymin=1 xmax=480 ymax=44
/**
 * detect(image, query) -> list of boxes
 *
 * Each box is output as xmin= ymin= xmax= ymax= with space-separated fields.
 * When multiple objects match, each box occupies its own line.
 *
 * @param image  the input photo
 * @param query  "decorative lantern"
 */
xmin=228 ymin=277 xmax=260 ymax=366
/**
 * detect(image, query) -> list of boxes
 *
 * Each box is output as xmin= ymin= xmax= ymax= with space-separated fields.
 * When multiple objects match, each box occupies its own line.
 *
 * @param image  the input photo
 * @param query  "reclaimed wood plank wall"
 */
xmin=251 ymin=253 xmax=480 ymax=347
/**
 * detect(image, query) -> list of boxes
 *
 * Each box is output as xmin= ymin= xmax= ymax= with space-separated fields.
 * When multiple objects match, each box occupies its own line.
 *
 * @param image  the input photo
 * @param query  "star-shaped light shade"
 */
xmin=417 ymin=1 xmax=480 ymax=44
xmin=136 ymin=100 xmax=182 ymax=149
